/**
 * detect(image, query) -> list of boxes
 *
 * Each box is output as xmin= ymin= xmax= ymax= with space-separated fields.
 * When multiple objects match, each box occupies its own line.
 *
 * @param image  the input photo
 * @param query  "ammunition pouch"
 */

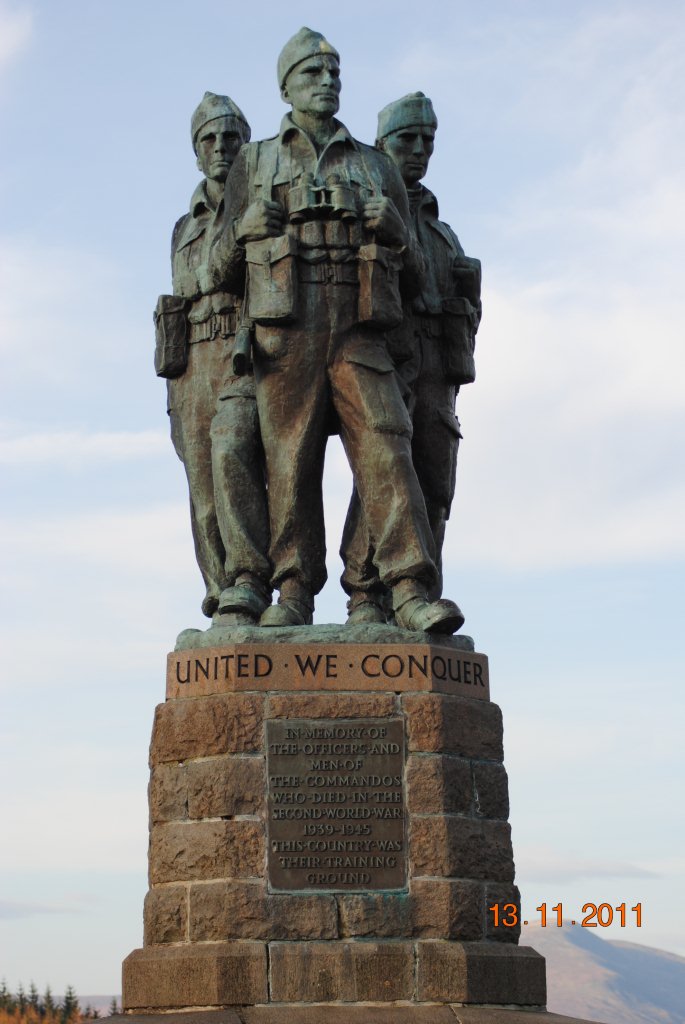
xmin=188 ymin=311 xmax=238 ymax=343
xmin=357 ymin=243 xmax=403 ymax=329
xmin=298 ymin=261 xmax=358 ymax=285
xmin=246 ymin=235 xmax=298 ymax=325
xmin=441 ymin=296 xmax=477 ymax=385
xmin=154 ymin=294 xmax=189 ymax=378
xmin=452 ymin=255 xmax=482 ymax=310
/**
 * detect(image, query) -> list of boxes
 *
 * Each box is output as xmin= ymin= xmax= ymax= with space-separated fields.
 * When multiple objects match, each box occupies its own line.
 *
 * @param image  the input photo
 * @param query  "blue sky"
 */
xmin=1 ymin=0 xmax=683 ymax=995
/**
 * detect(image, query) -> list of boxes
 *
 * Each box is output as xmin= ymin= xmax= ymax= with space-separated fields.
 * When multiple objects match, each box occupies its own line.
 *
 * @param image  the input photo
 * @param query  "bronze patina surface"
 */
xmin=158 ymin=29 xmax=480 ymax=636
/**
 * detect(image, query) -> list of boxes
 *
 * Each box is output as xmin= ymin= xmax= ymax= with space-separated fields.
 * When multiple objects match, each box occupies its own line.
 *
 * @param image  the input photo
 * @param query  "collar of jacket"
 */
xmin=413 ymin=183 xmax=439 ymax=218
xmin=174 ymin=180 xmax=218 ymax=251
xmin=415 ymin=183 xmax=460 ymax=249
xmin=190 ymin=179 xmax=217 ymax=218
xmin=278 ymin=113 xmax=358 ymax=153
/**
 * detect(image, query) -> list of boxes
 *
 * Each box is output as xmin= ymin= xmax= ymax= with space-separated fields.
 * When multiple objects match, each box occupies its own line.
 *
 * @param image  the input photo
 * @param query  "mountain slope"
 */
xmin=524 ymin=922 xmax=685 ymax=1023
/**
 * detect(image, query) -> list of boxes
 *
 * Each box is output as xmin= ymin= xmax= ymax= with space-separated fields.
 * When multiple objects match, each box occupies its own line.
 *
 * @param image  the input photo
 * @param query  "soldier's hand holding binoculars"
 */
xmin=362 ymin=197 xmax=408 ymax=248
xmin=236 ymin=200 xmax=285 ymax=243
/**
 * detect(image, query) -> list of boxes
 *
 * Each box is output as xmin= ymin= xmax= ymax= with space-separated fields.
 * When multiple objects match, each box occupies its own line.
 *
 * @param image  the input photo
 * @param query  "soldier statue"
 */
xmin=341 ymin=92 xmax=481 ymax=623
xmin=154 ymin=93 xmax=272 ymax=624
xmin=211 ymin=29 xmax=465 ymax=633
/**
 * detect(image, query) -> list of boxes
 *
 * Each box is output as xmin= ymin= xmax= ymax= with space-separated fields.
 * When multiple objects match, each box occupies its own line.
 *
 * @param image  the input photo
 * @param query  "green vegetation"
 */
xmin=0 ymin=982 xmax=111 ymax=1024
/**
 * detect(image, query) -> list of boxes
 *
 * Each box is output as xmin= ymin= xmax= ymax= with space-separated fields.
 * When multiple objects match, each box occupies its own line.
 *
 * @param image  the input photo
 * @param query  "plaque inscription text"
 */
xmin=267 ymin=717 xmax=406 ymax=891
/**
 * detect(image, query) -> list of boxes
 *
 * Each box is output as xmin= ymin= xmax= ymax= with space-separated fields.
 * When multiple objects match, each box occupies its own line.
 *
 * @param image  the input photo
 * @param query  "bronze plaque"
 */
xmin=267 ymin=717 xmax=406 ymax=891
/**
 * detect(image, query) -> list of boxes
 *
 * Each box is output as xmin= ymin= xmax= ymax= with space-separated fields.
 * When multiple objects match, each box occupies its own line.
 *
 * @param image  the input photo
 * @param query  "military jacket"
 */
xmin=409 ymin=186 xmax=464 ymax=315
xmin=390 ymin=185 xmax=481 ymax=384
xmin=210 ymin=115 xmax=423 ymax=297
xmin=172 ymin=180 xmax=239 ymax=327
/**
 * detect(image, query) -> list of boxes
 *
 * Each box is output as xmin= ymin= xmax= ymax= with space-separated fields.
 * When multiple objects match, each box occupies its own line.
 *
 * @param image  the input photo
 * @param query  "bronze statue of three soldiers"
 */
xmin=155 ymin=28 xmax=481 ymax=636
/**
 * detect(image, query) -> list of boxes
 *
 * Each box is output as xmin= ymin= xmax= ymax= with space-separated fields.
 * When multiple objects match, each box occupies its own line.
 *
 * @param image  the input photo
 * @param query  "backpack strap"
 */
xmin=245 ymin=137 xmax=281 ymax=203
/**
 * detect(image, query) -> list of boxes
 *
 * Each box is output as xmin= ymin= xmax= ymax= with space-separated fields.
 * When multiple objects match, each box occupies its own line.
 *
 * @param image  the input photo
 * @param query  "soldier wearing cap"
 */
xmin=156 ymin=92 xmax=271 ymax=622
xmin=212 ymin=30 xmax=464 ymax=633
xmin=341 ymin=92 xmax=482 ymax=620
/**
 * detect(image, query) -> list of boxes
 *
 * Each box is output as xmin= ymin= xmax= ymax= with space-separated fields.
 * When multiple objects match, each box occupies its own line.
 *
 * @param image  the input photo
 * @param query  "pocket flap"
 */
xmin=343 ymin=342 xmax=395 ymax=374
xmin=443 ymin=296 xmax=475 ymax=316
xmin=358 ymin=243 xmax=403 ymax=270
xmin=154 ymin=294 xmax=188 ymax=322
xmin=245 ymin=234 xmax=297 ymax=266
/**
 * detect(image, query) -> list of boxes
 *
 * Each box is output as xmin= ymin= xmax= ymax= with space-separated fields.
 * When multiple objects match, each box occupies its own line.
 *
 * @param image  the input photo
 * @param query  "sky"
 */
xmin=0 ymin=0 xmax=684 ymax=997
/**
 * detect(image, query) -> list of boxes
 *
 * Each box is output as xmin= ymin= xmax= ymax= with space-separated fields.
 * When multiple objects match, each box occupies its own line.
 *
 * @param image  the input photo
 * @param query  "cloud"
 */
xmin=0 ymin=897 xmax=88 ymax=920
xmin=0 ymin=3 xmax=31 ymax=72
xmin=0 ymin=500 xmax=189 ymax=570
xmin=440 ymin=278 xmax=685 ymax=570
xmin=0 ymin=236 xmax=151 ymax=415
xmin=0 ymin=429 xmax=167 ymax=465
xmin=2 ymin=788 xmax=148 ymax=873
xmin=0 ymin=498 xmax=199 ymax=689
xmin=516 ymin=846 xmax=659 ymax=883
xmin=433 ymin=9 xmax=685 ymax=573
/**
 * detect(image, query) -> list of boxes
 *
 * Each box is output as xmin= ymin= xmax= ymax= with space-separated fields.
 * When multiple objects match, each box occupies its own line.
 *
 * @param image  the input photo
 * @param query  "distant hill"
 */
xmin=525 ymin=921 xmax=685 ymax=1023
xmin=78 ymin=999 xmax=118 ymax=1017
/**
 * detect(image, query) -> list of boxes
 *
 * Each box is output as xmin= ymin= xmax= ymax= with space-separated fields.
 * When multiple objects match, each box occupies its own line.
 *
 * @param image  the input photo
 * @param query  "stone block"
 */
xmin=402 ymin=694 xmax=503 ymax=759
xmin=189 ymin=881 xmax=337 ymax=940
xmin=406 ymin=754 xmax=472 ymax=814
xmin=122 ymin=942 xmax=268 ymax=1010
xmin=410 ymin=817 xmax=514 ymax=881
xmin=149 ymin=763 xmax=188 ymax=823
xmin=411 ymin=879 xmax=484 ymax=940
xmin=337 ymin=883 xmax=483 ymax=941
xmin=113 ymin=1009 xmax=586 ymax=1024
xmin=269 ymin=940 xmax=415 ymax=1002
xmin=150 ymin=694 xmax=264 ymax=765
xmin=241 ymin=1009 xmax=459 ymax=1024
xmin=266 ymin=692 xmax=397 ymax=720
xmin=473 ymin=762 xmax=510 ymax=819
xmin=337 ymin=893 xmax=412 ymax=938
xmin=485 ymin=883 xmax=522 ymax=943
xmin=416 ymin=941 xmax=546 ymax=1005
xmin=186 ymin=756 xmax=264 ymax=819
xmin=167 ymin=641 xmax=486 ymax=700
xmin=451 ymin=1011 xmax=589 ymax=1024
xmin=143 ymin=885 xmax=188 ymax=944
xmin=149 ymin=821 xmax=264 ymax=883
xmin=240 ymin=1010 xmax=459 ymax=1024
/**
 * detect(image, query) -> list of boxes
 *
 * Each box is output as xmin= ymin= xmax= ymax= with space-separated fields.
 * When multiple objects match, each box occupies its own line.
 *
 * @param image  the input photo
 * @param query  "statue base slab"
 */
xmin=123 ymin=941 xmax=545 ymax=1010
xmin=115 ymin=1007 xmax=603 ymax=1023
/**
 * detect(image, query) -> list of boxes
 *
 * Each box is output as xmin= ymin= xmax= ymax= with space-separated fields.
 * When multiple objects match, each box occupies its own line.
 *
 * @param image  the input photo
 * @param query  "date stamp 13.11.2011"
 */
xmin=491 ymin=902 xmax=643 ymax=928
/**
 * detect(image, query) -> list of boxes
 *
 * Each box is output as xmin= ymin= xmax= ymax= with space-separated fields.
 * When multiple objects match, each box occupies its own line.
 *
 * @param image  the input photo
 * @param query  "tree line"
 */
xmin=0 ymin=983 xmax=119 ymax=1024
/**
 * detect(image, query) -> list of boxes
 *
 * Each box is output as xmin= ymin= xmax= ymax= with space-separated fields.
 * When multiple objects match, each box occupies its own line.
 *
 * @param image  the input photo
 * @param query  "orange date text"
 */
xmin=489 ymin=902 xmax=642 ymax=928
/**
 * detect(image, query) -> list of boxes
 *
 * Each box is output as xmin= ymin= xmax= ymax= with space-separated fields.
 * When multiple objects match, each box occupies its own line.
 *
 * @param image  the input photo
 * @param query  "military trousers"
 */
xmin=341 ymin=323 xmax=460 ymax=602
xmin=253 ymin=277 xmax=438 ymax=597
xmin=168 ymin=333 xmax=270 ymax=614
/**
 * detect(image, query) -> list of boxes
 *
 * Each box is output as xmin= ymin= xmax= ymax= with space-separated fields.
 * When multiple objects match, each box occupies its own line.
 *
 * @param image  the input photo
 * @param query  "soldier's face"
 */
xmin=195 ymin=117 xmax=244 ymax=182
xmin=382 ymin=125 xmax=435 ymax=186
xmin=282 ymin=55 xmax=341 ymax=118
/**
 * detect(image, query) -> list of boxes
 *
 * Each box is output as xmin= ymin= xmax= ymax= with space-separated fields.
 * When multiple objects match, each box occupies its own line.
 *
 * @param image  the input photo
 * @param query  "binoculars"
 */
xmin=288 ymin=173 xmax=358 ymax=223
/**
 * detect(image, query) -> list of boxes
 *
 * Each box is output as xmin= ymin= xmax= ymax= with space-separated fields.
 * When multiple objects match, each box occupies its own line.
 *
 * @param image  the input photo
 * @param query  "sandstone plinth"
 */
xmin=122 ymin=636 xmax=553 ymax=1014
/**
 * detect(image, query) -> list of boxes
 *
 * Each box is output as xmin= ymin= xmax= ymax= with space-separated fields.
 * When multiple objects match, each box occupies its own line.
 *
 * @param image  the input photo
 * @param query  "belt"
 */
xmin=189 ymin=311 xmax=237 ymax=343
xmin=298 ymin=262 xmax=358 ymax=285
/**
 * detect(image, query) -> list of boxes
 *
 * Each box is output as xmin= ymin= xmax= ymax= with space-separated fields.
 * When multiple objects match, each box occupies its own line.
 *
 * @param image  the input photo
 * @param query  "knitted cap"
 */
xmin=376 ymin=92 xmax=437 ymax=140
xmin=277 ymin=27 xmax=339 ymax=88
xmin=191 ymin=92 xmax=250 ymax=151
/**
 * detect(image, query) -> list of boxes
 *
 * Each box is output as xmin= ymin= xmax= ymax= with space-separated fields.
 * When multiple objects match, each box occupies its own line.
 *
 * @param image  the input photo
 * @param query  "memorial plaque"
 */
xmin=267 ymin=717 xmax=406 ymax=891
